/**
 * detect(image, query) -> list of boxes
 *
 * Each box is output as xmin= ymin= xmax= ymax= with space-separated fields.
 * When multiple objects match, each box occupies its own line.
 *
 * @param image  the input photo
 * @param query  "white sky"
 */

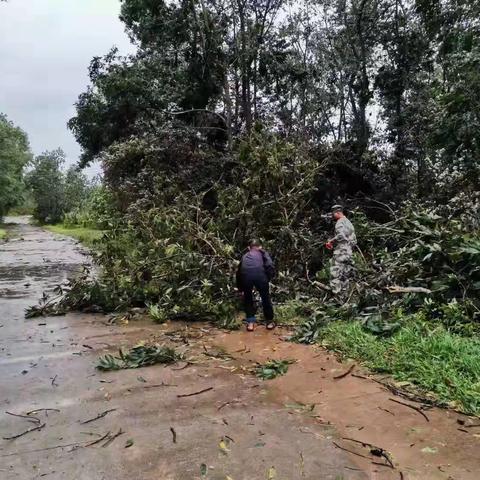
xmin=0 ymin=0 xmax=136 ymax=175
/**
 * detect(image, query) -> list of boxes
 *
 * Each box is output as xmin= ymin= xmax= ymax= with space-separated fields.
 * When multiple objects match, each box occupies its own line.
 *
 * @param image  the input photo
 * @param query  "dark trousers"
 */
xmin=242 ymin=276 xmax=274 ymax=322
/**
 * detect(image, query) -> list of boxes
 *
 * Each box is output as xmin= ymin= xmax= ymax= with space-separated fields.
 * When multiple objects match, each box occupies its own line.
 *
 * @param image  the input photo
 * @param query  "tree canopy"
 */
xmin=69 ymin=0 xmax=480 ymax=199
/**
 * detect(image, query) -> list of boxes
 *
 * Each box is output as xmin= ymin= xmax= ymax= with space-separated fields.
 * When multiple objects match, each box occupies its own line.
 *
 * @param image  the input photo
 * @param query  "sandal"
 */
xmin=266 ymin=322 xmax=276 ymax=330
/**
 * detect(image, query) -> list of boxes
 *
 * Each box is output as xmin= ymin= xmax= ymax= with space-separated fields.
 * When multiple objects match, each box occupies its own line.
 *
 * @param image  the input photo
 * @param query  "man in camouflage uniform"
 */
xmin=325 ymin=205 xmax=357 ymax=298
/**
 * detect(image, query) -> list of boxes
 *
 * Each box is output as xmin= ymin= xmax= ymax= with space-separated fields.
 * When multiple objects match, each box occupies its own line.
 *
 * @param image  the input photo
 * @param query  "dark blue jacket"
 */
xmin=236 ymin=249 xmax=275 ymax=289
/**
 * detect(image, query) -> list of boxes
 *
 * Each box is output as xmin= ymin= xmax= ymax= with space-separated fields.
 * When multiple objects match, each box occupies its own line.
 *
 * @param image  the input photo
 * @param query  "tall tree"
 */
xmin=0 ymin=114 xmax=32 ymax=218
xmin=26 ymin=149 xmax=66 ymax=224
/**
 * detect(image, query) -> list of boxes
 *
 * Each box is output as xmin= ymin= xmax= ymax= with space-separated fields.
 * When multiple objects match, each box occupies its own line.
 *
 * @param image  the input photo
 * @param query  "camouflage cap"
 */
xmin=331 ymin=205 xmax=344 ymax=212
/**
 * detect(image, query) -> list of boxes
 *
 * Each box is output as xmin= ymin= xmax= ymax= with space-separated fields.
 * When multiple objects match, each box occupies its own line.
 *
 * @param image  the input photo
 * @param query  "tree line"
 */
xmin=0 ymin=114 xmax=93 ymax=224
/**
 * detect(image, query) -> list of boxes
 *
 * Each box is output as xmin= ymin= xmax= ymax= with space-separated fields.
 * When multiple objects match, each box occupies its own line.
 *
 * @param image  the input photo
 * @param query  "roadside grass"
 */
xmin=0 ymin=227 xmax=7 ymax=240
xmin=318 ymin=319 xmax=480 ymax=415
xmin=45 ymin=224 xmax=103 ymax=247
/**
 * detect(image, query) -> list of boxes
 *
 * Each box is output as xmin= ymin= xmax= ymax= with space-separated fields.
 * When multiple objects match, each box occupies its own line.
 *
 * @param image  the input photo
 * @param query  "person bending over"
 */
xmin=236 ymin=239 xmax=275 ymax=332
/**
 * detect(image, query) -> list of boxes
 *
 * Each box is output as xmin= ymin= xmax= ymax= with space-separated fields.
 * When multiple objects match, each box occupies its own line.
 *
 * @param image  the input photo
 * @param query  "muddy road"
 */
xmin=0 ymin=218 xmax=478 ymax=480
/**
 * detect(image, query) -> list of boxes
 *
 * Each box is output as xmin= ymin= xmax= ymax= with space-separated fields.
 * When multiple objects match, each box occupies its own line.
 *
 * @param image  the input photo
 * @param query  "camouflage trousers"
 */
xmin=330 ymin=246 xmax=354 ymax=298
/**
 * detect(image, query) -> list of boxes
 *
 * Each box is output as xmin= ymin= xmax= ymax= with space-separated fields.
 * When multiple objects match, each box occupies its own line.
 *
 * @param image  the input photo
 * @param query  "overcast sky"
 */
xmin=0 ymin=0 xmax=136 ymax=175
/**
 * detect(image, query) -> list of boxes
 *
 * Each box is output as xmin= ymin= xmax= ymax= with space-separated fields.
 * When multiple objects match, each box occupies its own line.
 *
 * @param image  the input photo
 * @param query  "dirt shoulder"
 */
xmin=213 ymin=327 xmax=480 ymax=480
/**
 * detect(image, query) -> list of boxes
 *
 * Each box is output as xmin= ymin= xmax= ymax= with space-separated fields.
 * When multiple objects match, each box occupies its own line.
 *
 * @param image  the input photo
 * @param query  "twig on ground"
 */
xmin=378 ymin=407 xmax=395 ymax=416
xmin=333 ymin=364 xmax=355 ymax=380
xmin=342 ymin=437 xmax=394 ymax=468
xmin=80 ymin=408 xmax=117 ymax=425
xmin=171 ymin=362 xmax=193 ymax=371
xmin=332 ymin=441 xmax=372 ymax=461
xmin=5 ymin=411 xmax=41 ymax=424
xmin=102 ymin=429 xmax=124 ymax=448
xmin=170 ymin=427 xmax=177 ymax=443
xmin=389 ymin=398 xmax=430 ymax=422
xmin=0 ymin=442 xmax=87 ymax=457
xmin=217 ymin=400 xmax=241 ymax=410
xmin=177 ymin=387 xmax=213 ymax=398
xmin=26 ymin=408 xmax=60 ymax=416
xmin=143 ymin=382 xmax=177 ymax=389
xmin=85 ymin=431 xmax=111 ymax=447
xmin=3 ymin=423 xmax=46 ymax=440
xmin=51 ymin=375 xmax=58 ymax=387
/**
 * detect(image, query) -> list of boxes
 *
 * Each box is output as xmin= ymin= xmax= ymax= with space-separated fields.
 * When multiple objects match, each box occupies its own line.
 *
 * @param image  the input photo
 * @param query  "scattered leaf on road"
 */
xmin=267 ymin=466 xmax=277 ymax=479
xmin=219 ymin=438 xmax=230 ymax=455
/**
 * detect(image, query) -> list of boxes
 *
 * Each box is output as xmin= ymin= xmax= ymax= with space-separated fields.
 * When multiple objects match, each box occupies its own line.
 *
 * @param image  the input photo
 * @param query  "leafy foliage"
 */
xmin=96 ymin=343 xmax=180 ymax=371
xmin=255 ymin=359 xmax=294 ymax=380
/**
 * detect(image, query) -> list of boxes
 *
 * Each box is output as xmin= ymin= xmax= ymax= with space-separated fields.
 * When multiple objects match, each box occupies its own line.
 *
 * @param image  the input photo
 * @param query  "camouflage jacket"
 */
xmin=331 ymin=217 xmax=357 ymax=248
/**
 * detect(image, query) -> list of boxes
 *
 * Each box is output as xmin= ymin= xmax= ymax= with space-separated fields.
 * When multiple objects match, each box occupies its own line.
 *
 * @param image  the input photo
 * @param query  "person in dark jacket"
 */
xmin=236 ymin=239 xmax=275 ymax=332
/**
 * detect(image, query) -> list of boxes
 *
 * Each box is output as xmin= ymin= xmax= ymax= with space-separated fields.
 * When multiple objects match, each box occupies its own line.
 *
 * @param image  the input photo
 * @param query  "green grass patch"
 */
xmin=0 ymin=228 xmax=7 ymax=240
xmin=319 ymin=320 xmax=480 ymax=415
xmin=45 ymin=224 xmax=103 ymax=246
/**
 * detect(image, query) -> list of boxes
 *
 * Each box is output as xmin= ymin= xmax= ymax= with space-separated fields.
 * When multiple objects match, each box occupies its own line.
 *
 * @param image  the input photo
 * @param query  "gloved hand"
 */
xmin=325 ymin=241 xmax=333 ymax=250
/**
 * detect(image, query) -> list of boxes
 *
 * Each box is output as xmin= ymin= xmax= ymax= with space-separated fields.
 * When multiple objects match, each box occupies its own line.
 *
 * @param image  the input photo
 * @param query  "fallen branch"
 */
xmin=333 ymin=364 xmax=355 ymax=380
xmin=3 ymin=422 xmax=46 ymax=440
xmin=389 ymin=398 xmax=429 ymax=422
xmin=80 ymin=409 xmax=117 ymax=425
xmin=177 ymin=387 xmax=213 ymax=398
xmin=386 ymin=286 xmax=431 ymax=294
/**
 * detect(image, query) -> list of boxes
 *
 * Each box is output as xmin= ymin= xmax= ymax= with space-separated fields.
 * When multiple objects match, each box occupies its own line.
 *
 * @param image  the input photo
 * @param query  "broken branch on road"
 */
xmin=102 ymin=429 xmax=124 ymax=448
xmin=80 ymin=408 xmax=117 ymax=425
xmin=342 ymin=437 xmax=394 ymax=469
xmin=3 ymin=422 xmax=46 ymax=440
xmin=333 ymin=364 xmax=356 ymax=380
xmin=6 ymin=411 xmax=41 ymax=424
xmin=26 ymin=408 xmax=60 ymax=416
xmin=389 ymin=398 xmax=430 ymax=422
xmin=177 ymin=387 xmax=213 ymax=398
